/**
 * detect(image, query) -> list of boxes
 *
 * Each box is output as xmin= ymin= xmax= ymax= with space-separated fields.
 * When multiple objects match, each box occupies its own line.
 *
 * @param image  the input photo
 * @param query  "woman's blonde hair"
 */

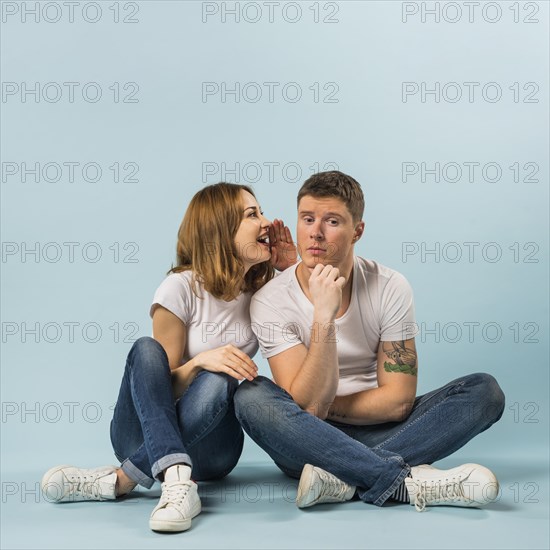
xmin=168 ymin=182 xmax=274 ymax=301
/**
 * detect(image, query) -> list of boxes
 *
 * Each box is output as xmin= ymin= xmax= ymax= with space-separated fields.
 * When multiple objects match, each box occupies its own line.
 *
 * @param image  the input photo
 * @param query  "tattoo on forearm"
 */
xmin=382 ymin=341 xmax=418 ymax=376
xmin=326 ymin=400 xmax=347 ymax=421
xmin=327 ymin=409 xmax=347 ymax=421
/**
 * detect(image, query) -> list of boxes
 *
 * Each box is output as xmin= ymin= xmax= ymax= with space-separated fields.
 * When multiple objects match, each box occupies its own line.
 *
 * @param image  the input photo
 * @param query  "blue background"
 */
xmin=1 ymin=1 xmax=548 ymax=548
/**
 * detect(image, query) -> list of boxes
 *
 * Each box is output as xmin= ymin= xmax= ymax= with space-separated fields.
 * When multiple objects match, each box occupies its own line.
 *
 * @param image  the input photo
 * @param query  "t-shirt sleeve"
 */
xmin=150 ymin=274 xmax=192 ymax=324
xmin=379 ymin=272 xmax=419 ymax=342
xmin=250 ymin=293 xmax=303 ymax=358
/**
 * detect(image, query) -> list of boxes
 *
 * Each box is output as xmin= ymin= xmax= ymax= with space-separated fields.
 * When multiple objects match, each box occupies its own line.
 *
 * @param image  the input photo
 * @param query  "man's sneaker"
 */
xmin=296 ymin=464 xmax=356 ymax=509
xmin=405 ymin=463 xmax=499 ymax=512
xmin=149 ymin=465 xmax=201 ymax=532
xmin=41 ymin=465 xmax=117 ymax=502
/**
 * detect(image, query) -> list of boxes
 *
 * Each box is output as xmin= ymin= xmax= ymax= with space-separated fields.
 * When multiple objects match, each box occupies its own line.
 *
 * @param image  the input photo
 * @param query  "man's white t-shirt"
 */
xmin=150 ymin=271 xmax=258 ymax=363
xmin=250 ymin=257 xmax=418 ymax=396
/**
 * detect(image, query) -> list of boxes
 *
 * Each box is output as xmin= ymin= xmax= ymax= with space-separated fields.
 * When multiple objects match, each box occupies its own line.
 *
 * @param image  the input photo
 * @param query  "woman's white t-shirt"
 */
xmin=150 ymin=271 xmax=258 ymax=362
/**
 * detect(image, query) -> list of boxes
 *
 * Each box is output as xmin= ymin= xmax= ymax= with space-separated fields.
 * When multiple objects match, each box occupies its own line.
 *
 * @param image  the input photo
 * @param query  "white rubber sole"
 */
xmin=296 ymin=464 xmax=317 ymax=509
xmin=41 ymin=464 xmax=73 ymax=502
xmin=408 ymin=463 xmax=500 ymax=508
xmin=149 ymin=503 xmax=201 ymax=532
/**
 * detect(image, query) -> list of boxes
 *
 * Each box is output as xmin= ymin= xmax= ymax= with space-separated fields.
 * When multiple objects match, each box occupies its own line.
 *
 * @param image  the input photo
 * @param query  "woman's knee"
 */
xmin=180 ymin=372 xmax=239 ymax=421
xmin=192 ymin=370 xmax=239 ymax=400
xmin=126 ymin=336 xmax=169 ymax=373
xmin=129 ymin=336 xmax=165 ymax=358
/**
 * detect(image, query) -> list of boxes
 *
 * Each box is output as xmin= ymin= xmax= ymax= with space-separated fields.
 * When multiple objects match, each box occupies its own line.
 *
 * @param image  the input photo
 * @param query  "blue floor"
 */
xmin=2 ymin=447 xmax=549 ymax=550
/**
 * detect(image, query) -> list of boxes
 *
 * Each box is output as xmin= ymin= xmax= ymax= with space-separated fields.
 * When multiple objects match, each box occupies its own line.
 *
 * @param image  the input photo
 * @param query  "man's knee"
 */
xmin=234 ymin=376 xmax=269 ymax=416
xmin=468 ymin=372 xmax=506 ymax=424
xmin=234 ymin=376 xmax=273 ymax=420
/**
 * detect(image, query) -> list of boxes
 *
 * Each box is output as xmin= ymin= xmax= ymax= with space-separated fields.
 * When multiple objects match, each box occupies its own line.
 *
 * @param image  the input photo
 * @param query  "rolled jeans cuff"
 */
xmin=373 ymin=461 xmax=411 ymax=507
xmin=120 ymin=458 xmax=155 ymax=489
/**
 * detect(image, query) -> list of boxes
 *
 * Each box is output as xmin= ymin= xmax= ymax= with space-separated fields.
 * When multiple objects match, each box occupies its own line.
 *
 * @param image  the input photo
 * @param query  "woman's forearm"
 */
xmin=171 ymin=358 xmax=202 ymax=399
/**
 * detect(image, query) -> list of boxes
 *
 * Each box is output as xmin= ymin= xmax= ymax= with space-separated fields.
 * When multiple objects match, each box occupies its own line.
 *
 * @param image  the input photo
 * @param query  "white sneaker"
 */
xmin=405 ymin=463 xmax=499 ymax=512
xmin=296 ymin=464 xmax=356 ymax=509
xmin=149 ymin=465 xmax=201 ymax=532
xmin=41 ymin=465 xmax=117 ymax=502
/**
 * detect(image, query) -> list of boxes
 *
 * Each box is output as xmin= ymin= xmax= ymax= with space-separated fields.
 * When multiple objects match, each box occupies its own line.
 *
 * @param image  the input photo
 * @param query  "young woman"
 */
xmin=41 ymin=183 xmax=296 ymax=533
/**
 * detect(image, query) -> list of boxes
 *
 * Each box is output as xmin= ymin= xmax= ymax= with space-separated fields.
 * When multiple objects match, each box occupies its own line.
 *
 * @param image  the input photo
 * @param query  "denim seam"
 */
xmin=373 ymin=461 xmax=411 ymax=506
xmin=129 ymin=363 xmax=188 ymax=478
xmin=239 ymin=391 xmax=309 ymax=466
xmin=131 ymin=370 xmax=180 ymax=467
xmin=256 ymin=406 xmax=358 ymax=470
xmin=372 ymin=380 xmax=467 ymax=451
xmin=184 ymin=401 xmax=229 ymax=448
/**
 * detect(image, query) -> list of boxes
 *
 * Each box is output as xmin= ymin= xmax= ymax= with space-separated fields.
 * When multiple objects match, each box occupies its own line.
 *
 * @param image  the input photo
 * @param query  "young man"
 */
xmin=235 ymin=171 xmax=505 ymax=511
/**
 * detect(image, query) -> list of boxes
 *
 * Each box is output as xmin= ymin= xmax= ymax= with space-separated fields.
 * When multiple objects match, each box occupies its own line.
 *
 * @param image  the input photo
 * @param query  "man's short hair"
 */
xmin=297 ymin=171 xmax=365 ymax=222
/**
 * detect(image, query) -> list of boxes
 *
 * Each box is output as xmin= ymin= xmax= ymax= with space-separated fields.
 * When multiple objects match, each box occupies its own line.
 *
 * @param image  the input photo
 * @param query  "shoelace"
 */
xmin=414 ymin=478 xmax=465 ymax=512
xmin=66 ymin=474 xmax=102 ymax=500
xmin=158 ymin=481 xmax=192 ymax=509
xmin=317 ymin=469 xmax=350 ymax=501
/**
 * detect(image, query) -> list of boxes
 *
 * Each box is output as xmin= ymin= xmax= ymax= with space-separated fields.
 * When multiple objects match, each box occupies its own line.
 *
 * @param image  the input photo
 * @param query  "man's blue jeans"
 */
xmin=234 ymin=373 xmax=505 ymax=506
xmin=110 ymin=337 xmax=243 ymax=488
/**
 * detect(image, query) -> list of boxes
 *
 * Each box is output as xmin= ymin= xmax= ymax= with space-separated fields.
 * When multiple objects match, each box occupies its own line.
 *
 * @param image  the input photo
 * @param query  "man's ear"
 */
xmin=353 ymin=221 xmax=365 ymax=242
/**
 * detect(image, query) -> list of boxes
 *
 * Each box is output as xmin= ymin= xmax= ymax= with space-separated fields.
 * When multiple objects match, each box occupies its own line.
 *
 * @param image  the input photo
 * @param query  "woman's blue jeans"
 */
xmin=234 ymin=373 xmax=505 ymax=506
xmin=110 ymin=337 xmax=243 ymax=488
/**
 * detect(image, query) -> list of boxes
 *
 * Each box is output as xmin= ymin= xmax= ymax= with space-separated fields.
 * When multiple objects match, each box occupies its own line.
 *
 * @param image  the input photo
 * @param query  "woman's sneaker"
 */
xmin=405 ymin=463 xmax=500 ymax=512
xmin=41 ymin=465 xmax=117 ymax=502
xmin=149 ymin=465 xmax=201 ymax=532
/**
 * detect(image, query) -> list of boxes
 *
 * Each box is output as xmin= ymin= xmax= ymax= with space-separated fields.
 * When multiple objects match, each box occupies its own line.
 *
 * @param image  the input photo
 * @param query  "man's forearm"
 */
xmin=327 ymin=386 xmax=415 ymax=425
xmin=288 ymin=321 xmax=339 ymax=417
